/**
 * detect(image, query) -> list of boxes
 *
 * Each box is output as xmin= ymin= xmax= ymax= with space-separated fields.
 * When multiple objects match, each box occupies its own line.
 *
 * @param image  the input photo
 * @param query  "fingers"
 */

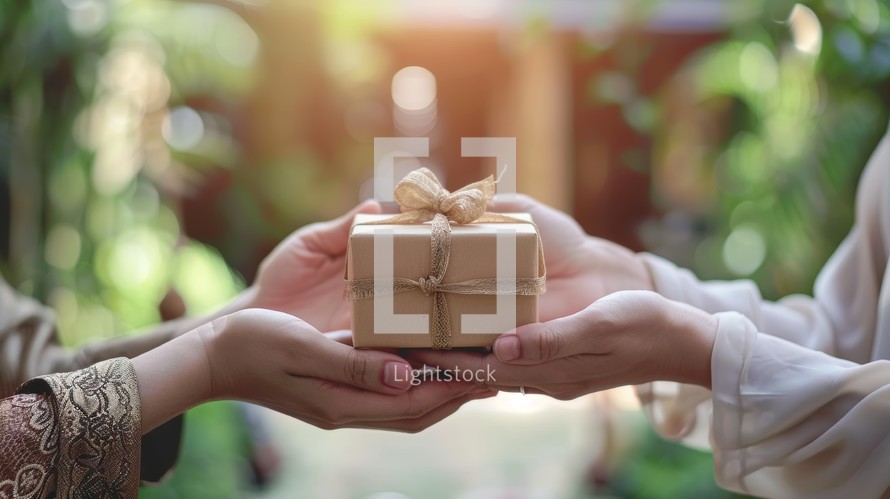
xmin=492 ymin=311 xmax=592 ymax=365
xmin=302 ymin=335 xmax=415 ymax=394
xmin=407 ymin=350 xmax=525 ymax=386
xmin=488 ymin=193 xmax=536 ymax=213
xmin=489 ymin=194 xmax=588 ymax=253
xmin=299 ymin=389 xmax=496 ymax=433
xmin=299 ymin=200 xmax=382 ymax=256
xmin=350 ymin=390 xmax=497 ymax=433
xmin=321 ymin=331 xmax=401 ymax=356
xmin=489 ymin=194 xmax=575 ymax=228
xmin=407 ymin=349 xmax=577 ymax=391
xmin=538 ymin=281 xmax=592 ymax=321
xmin=490 ymin=385 xmax=546 ymax=396
xmin=306 ymin=376 xmax=490 ymax=424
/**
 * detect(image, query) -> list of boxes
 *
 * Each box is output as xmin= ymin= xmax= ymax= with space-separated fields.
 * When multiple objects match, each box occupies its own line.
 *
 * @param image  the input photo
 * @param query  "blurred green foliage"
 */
xmin=0 ymin=0 xmax=251 ymax=342
xmin=1 ymin=0 xmax=256 ymax=496
xmin=607 ymin=428 xmax=736 ymax=499
xmin=662 ymin=0 xmax=889 ymax=297
xmin=690 ymin=0 xmax=890 ymax=297
xmin=604 ymin=1 xmax=888 ymax=497
xmin=139 ymin=402 xmax=254 ymax=499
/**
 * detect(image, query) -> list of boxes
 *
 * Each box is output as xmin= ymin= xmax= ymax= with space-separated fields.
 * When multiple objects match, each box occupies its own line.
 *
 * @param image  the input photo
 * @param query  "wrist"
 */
xmin=132 ymin=326 xmax=214 ymax=434
xmin=151 ymin=287 xmax=257 ymax=341
xmin=664 ymin=300 xmax=717 ymax=388
xmin=196 ymin=314 xmax=238 ymax=401
xmin=220 ymin=286 xmax=260 ymax=316
xmin=630 ymin=252 xmax=656 ymax=292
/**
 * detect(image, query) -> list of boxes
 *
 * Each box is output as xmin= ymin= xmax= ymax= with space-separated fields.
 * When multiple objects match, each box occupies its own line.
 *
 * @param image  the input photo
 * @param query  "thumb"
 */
xmin=492 ymin=313 xmax=588 ymax=364
xmin=308 ymin=337 xmax=414 ymax=394
xmin=300 ymin=200 xmax=383 ymax=256
xmin=323 ymin=330 xmax=353 ymax=345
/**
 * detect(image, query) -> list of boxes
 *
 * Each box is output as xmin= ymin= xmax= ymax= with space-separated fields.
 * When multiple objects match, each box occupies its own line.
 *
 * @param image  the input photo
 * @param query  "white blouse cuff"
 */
xmin=709 ymin=311 xmax=756 ymax=489
xmin=638 ymin=252 xmax=763 ymax=324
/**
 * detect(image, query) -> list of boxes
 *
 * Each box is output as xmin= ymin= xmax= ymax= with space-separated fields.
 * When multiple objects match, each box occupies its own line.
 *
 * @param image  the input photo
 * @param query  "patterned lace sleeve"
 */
xmin=0 ymin=358 xmax=142 ymax=498
xmin=0 ymin=392 xmax=58 ymax=498
xmin=0 ymin=274 xmax=179 ymax=400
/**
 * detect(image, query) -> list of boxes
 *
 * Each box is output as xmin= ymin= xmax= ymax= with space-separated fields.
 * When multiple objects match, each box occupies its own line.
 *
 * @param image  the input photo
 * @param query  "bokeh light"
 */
xmin=722 ymin=224 xmax=767 ymax=276
xmin=739 ymin=42 xmax=778 ymax=92
xmin=65 ymin=0 xmax=109 ymax=36
xmin=392 ymin=65 xmax=438 ymax=135
xmin=162 ymin=106 xmax=205 ymax=151
xmin=789 ymin=4 xmax=822 ymax=56
xmin=391 ymin=66 xmax=437 ymax=112
xmin=45 ymin=225 xmax=82 ymax=270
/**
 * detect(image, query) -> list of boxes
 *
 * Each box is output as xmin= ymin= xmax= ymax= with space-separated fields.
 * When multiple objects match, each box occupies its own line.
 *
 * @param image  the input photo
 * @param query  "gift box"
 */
xmin=346 ymin=212 xmax=543 ymax=349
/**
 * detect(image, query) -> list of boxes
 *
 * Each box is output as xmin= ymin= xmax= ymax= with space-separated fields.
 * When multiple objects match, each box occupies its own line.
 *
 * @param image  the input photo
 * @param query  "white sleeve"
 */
xmin=633 ymin=130 xmax=890 ymax=496
xmin=708 ymin=312 xmax=890 ymax=498
xmin=636 ymin=133 xmax=888 ymax=443
xmin=639 ymin=131 xmax=889 ymax=362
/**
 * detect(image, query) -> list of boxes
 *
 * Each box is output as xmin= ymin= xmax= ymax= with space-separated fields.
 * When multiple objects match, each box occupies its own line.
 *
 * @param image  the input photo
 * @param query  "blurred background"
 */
xmin=2 ymin=0 xmax=889 ymax=497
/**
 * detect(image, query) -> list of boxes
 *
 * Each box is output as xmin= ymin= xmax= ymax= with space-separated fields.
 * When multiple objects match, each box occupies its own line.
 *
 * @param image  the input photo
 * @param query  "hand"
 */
xmin=248 ymin=201 xmax=382 ymax=331
xmin=408 ymin=291 xmax=717 ymax=401
xmin=115 ymin=202 xmax=377 ymax=351
xmin=489 ymin=195 xmax=654 ymax=321
xmin=209 ymin=308 xmax=496 ymax=432
xmin=134 ymin=308 xmax=495 ymax=434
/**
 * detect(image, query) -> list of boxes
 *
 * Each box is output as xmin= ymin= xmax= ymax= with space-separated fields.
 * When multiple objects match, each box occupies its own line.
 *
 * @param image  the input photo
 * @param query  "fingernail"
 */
xmin=383 ymin=362 xmax=412 ymax=390
xmin=494 ymin=335 xmax=520 ymax=361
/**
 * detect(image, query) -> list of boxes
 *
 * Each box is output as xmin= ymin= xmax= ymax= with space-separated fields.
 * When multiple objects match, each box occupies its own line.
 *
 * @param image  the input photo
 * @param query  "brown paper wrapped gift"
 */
xmin=344 ymin=168 xmax=546 ymax=349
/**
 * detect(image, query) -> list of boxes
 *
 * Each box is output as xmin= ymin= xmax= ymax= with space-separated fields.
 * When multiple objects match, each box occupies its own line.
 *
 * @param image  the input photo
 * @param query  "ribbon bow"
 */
xmin=345 ymin=168 xmax=546 ymax=349
xmin=377 ymin=167 xmax=498 ymax=225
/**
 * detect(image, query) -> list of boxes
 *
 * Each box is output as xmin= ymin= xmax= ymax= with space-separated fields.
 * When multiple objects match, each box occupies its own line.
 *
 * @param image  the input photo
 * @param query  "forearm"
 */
xmin=638 ymin=252 xmax=840 ymax=354
xmin=131 ymin=324 xmax=215 ymax=434
xmin=71 ymin=287 xmax=257 ymax=371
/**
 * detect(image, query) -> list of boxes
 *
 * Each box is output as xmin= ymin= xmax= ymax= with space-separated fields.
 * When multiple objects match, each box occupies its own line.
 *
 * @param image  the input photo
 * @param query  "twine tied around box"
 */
xmin=345 ymin=167 xmax=546 ymax=349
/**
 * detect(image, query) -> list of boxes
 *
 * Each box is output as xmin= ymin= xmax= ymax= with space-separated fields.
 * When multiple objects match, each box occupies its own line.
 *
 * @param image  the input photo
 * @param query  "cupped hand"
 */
xmin=489 ymin=195 xmax=654 ymax=321
xmin=248 ymin=201 xmax=381 ymax=332
xmin=202 ymin=308 xmax=495 ymax=433
xmin=408 ymin=291 xmax=717 ymax=401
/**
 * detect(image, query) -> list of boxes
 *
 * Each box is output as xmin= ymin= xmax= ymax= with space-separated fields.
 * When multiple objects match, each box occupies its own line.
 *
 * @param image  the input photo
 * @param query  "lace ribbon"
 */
xmin=345 ymin=168 xmax=546 ymax=349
